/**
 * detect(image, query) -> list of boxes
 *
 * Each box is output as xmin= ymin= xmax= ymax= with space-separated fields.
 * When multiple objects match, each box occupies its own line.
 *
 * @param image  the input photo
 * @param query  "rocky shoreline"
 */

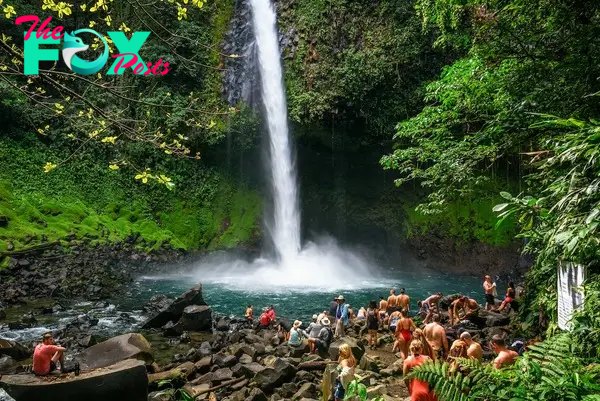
xmin=0 ymin=242 xmax=191 ymax=305
xmin=0 ymin=284 xmax=520 ymax=401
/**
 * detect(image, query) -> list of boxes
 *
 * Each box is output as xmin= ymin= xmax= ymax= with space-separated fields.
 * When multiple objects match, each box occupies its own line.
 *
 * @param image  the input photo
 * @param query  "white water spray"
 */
xmin=250 ymin=0 xmax=301 ymax=262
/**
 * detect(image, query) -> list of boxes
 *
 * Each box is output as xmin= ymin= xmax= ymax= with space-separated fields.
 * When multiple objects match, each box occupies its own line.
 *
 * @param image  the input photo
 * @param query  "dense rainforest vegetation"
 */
xmin=1 ymin=0 xmax=600 ymax=399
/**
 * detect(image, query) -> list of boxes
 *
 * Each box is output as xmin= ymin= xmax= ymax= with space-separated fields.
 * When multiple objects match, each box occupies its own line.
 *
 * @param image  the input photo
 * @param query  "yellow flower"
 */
xmin=134 ymin=169 xmax=153 ymax=184
xmin=89 ymin=130 xmax=99 ymax=138
xmin=97 ymin=72 xmax=101 ymax=79
xmin=42 ymin=0 xmax=55 ymax=11
xmin=104 ymin=15 xmax=112 ymax=26
xmin=101 ymin=136 xmax=117 ymax=144
xmin=37 ymin=128 xmax=45 ymax=135
xmin=119 ymin=23 xmax=131 ymax=33
xmin=4 ymin=5 xmax=16 ymax=19
xmin=56 ymin=2 xmax=72 ymax=18
xmin=0 ymin=65 xmax=6 ymax=71
xmin=109 ymin=164 xmax=119 ymax=170
xmin=177 ymin=6 xmax=187 ymax=20
xmin=89 ymin=20 xmax=96 ymax=28
xmin=43 ymin=162 xmax=57 ymax=173
xmin=80 ymin=4 xmax=86 ymax=10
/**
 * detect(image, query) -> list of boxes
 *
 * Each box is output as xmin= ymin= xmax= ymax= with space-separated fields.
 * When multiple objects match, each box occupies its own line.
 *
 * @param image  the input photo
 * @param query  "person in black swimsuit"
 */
xmin=366 ymin=300 xmax=380 ymax=350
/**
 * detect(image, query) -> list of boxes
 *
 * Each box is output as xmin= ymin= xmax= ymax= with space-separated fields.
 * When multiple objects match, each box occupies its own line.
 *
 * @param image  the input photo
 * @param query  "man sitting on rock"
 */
xmin=32 ymin=332 xmax=70 ymax=376
xmin=308 ymin=317 xmax=333 ymax=354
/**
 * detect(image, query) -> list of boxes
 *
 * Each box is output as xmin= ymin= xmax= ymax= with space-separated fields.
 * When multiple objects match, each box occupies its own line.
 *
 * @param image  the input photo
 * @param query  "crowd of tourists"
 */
xmin=239 ymin=276 xmax=521 ymax=401
xmin=28 ymin=276 xmax=520 ymax=401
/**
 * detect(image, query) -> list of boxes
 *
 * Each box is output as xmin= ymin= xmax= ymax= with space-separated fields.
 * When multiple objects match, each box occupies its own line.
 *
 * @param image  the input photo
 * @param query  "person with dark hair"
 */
xmin=495 ymin=288 xmax=516 ymax=312
xmin=267 ymin=305 xmax=276 ymax=321
xmin=366 ymin=300 xmax=380 ymax=350
xmin=33 ymin=332 xmax=72 ymax=376
xmin=329 ymin=297 xmax=339 ymax=317
xmin=424 ymin=314 xmax=448 ymax=361
xmin=491 ymin=335 xmax=518 ymax=368
xmin=398 ymin=288 xmax=411 ymax=312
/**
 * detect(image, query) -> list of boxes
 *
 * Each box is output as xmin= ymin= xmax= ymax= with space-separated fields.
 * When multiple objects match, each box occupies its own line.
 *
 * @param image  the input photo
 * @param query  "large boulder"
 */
xmin=328 ymin=337 xmax=365 ymax=362
xmin=0 ymin=359 xmax=147 ymax=401
xmin=252 ymin=357 xmax=297 ymax=392
xmin=175 ymin=305 xmax=212 ymax=332
xmin=142 ymin=284 xmax=207 ymax=329
xmin=78 ymin=333 xmax=152 ymax=370
xmin=0 ymin=340 xmax=30 ymax=361
xmin=439 ymin=294 xmax=463 ymax=310
xmin=0 ymin=356 xmax=16 ymax=375
xmin=467 ymin=310 xmax=511 ymax=328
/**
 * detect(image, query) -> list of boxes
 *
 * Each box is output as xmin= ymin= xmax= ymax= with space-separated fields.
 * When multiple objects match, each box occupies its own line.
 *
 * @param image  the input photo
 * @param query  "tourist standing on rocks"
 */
xmin=308 ymin=316 xmax=333 ymax=354
xmin=403 ymin=340 xmax=434 ymax=401
xmin=424 ymin=314 xmax=448 ymax=360
xmin=484 ymin=275 xmax=496 ymax=310
xmin=379 ymin=296 xmax=388 ymax=320
xmin=387 ymin=289 xmax=399 ymax=313
xmin=366 ymin=300 xmax=380 ymax=350
xmin=334 ymin=343 xmax=356 ymax=401
xmin=245 ymin=305 xmax=253 ymax=323
xmin=398 ymin=288 xmax=411 ymax=312
xmin=394 ymin=309 xmax=416 ymax=359
xmin=458 ymin=332 xmax=483 ymax=361
xmin=491 ymin=335 xmax=519 ymax=368
xmin=329 ymin=297 xmax=339 ymax=317
xmin=389 ymin=309 xmax=401 ymax=334
xmin=33 ymin=332 xmax=69 ymax=376
xmin=334 ymin=295 xmax=349 ymax=338
xmin=304 ymin=314 xmax=322 ymax=339
xmin=288 ymin=320 xmax=308 ymax=347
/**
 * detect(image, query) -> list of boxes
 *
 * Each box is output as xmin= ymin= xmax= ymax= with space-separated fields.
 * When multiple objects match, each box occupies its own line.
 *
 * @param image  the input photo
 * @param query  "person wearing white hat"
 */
xmin=288 ymin=320 xmax=307 ymax=347
xmin=304 ymin=314 xmax=322 ymax=339
xmin=334 ymin=295 xmax=349 ymax=338
xmin=308 ymin=316 xmax=333 ymax=354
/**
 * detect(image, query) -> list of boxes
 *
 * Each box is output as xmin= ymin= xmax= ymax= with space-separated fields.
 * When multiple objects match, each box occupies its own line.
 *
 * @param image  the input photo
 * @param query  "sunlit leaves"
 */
xmin=43 ymin=162 xmax=57 ymax=173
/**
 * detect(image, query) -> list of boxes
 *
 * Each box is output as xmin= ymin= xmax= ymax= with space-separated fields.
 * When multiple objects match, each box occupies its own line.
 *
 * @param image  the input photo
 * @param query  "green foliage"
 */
xmin=344 ymin=378 xmax=367 ymax=400
xmin=279 ymin=0 xmax=454 ymax=136
xmin=408 ymin=334 xmax=600 ymax=401
xmin=0 ymin=136 xmax=261 ymax=253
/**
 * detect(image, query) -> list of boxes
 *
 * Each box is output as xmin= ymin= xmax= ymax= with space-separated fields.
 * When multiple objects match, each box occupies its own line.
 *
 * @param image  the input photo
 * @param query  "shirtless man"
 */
xmin=459 ymin=331 xmax=482 ymax=361
xmin=420 ymin=292 xmax=442 ymax=324
xmin=483 ymin=275 xmax=496 ymax=310
xmin=397 ymin=288 xmax=410 ymax=312
xmin=491 ymin=335 xmax=518 ymax=368
xmin=423 ymin=314 xmax=448 ymax=360
xmin=449 ymin=297 xmax=479 ymax=325
xmin=379 ymin=296 xmax=388 ymax=321
xmin=387 ymin=289 xmax=399 ymax=314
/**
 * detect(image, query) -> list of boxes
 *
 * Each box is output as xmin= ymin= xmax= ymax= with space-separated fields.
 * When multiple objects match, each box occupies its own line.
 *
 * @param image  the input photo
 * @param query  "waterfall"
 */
xmin=249 ymin=0 xmax=301 ymax=262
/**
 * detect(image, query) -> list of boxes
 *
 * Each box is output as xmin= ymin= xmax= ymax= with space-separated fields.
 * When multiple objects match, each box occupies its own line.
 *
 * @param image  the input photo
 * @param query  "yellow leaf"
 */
xmin=43 ymin=162 xmax=57 ymax=173
xmin=109 ymin=164 xmax=119 ymax=170
xmin=97 ymin=73 xmax=101 ymax=79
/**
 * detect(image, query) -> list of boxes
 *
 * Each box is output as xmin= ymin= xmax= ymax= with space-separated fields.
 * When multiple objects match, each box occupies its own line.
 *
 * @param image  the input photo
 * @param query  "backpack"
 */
xmin=367 ymin=308 xmax=377 ymax=325
xmin=322 ymin=327 xmax=333 ymax=346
